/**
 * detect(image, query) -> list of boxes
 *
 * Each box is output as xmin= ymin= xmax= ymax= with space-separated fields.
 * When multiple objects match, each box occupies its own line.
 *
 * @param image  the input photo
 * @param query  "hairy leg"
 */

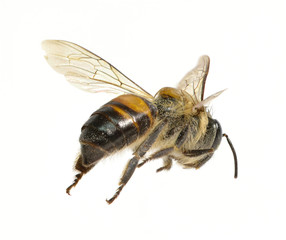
xmin=137 ymin=125 xmax=189 ymax=168
xmin=156 ymin=156 xmax=173 ymax=172
xmin=106 ymin=120 xmax=167 ymax=204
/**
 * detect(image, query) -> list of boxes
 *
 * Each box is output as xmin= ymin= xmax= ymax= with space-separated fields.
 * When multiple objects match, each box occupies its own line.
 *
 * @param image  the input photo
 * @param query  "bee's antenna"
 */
xmin=223 ymin=133 xmax=238 ymax=178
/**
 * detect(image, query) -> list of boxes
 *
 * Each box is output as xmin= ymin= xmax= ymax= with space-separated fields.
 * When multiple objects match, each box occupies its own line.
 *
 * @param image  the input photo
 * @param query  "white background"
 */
xmin=1 ymin=0 xmax=286 ymax=239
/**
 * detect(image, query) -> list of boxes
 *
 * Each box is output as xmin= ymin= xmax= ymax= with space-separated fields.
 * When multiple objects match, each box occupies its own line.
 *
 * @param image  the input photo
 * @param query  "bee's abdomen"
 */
xmin=80 ymin=94 xmax=157 ymax=165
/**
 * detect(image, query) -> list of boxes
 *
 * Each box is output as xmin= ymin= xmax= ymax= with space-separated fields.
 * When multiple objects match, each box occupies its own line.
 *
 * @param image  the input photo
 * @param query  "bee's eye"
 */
xmin=211 ymin=119 xmax=222 ymax=150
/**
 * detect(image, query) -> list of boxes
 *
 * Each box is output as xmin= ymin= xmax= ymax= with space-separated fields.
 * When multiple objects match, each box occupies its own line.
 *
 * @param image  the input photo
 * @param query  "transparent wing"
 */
xmin=177 ymin=55 xmax=210 ymax=102
xmin=42 ymin=40 xmax=154 ymax=100
xmin=193 ymin=89 xmax=226 ymax=111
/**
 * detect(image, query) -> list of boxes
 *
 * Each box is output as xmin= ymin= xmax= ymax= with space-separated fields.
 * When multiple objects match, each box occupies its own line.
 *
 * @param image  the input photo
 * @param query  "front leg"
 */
xmin=181 ymin=148 xmax=214 ymax=169
xmin=106 ymin=120 xmax=167 ymax=204
xmin=156 ymin=156 xmax=173 ymax=172
xmin=183 ymin=149 xmax=214 ymax=157
xmin=138 ymin=125 xmax=189 ymax=169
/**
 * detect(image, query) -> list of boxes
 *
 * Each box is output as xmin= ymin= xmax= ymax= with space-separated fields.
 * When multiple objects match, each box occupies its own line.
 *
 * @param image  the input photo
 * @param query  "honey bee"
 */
xmin=42 ymin=40 xmax=238 ymax=204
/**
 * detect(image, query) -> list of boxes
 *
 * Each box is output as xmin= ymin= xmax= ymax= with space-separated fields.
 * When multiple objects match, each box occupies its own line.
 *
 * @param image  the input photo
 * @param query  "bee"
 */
xmin=42 ymin=40 xmax=238 ymax=204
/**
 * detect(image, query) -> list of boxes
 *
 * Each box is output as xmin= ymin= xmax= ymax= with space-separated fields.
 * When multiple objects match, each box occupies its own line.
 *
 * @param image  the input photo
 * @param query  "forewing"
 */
xmin=177 ymin=55 xmax=210 ymax=102
xmin=42 ymin=40 xmax=154 ymax=100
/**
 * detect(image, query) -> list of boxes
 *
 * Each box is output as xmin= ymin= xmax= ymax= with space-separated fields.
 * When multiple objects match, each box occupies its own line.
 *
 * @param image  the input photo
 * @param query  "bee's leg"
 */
xmin=66 ymin=154 xmax=95 ymax=195
xmin=183 ymin=149 xmax=214 ymax=157
xmin=106 ymin=120 xmax=168 ymax=204
xmin=156 ymin=156 xmax=173 ymax=172
xmin=182 ymin=149 xmax=214 ymax=169
xmin=66 ymin=173 xmax=83 ymax=195
xmin=137 ymin=147 xmax=173 ymax=168
xmin=106 ymin=156 xmax=139 ymax=204
xmin=138 ymin=125 xmax=189 ymax=168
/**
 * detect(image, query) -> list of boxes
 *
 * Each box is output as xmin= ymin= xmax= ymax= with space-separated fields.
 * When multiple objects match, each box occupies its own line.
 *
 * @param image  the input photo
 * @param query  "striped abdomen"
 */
xmin=79 ymin=94 xmax=157 ymax=165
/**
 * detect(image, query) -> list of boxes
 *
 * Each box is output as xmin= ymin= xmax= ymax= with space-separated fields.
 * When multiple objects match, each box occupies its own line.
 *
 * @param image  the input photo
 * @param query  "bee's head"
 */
xmin=200 ymin=118 xmax=238 ymax=179
xmin=209 ymin=118 xmax=223 ymax=150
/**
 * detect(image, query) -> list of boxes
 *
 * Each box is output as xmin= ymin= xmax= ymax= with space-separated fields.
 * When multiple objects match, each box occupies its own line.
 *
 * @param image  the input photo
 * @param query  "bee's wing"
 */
xmin=177 ymin=55 xmax=210 ymax=102
xmin=42 ymin=40 xmax=154 ymax=100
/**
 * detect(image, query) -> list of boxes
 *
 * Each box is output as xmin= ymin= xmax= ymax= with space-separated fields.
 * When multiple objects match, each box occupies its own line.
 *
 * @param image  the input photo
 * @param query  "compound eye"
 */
xmin=211 ymin=119 xmax=222 ymax=150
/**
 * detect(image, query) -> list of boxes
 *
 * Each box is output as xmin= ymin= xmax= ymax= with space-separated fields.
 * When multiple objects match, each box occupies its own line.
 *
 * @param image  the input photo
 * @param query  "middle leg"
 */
xmin=138 ymin=124 xmax=189 ymax=169
xmin=156 ymin=156 xmax=173 ymax=172
xmin=106 ymin=120 xmax=167 ymax=204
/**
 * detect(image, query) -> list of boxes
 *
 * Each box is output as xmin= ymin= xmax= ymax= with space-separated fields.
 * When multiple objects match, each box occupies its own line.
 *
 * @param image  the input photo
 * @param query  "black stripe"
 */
xmin=95 ymin=106 xmax=138 ymax=144
xmin=139 ymin=97 xmax=158 ymax=119
xmin=108 ymin=101 xmax=151 ymax=136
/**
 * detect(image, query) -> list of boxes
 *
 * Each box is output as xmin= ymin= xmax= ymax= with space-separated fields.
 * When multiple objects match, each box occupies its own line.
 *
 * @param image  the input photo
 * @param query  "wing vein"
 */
xmin=42 ymin=40 xmax=154 ymax=100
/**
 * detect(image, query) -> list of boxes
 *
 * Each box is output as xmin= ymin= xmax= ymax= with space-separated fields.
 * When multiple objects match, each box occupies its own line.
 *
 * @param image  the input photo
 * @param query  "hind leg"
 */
xmin=66 ymin=143 xmax=107 ymax=195
xmin=66 ymin=154 xmax=97 ymax=195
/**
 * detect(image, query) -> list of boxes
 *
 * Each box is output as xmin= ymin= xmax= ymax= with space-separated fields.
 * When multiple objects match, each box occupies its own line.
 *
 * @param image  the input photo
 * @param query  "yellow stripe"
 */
xmin=113 ymin=95 xmax=153 ymax=125
xmin=105 ymin=103 xmax=140 ymax=131
xmin=156 ymin=87 xmax=182 ymax=100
